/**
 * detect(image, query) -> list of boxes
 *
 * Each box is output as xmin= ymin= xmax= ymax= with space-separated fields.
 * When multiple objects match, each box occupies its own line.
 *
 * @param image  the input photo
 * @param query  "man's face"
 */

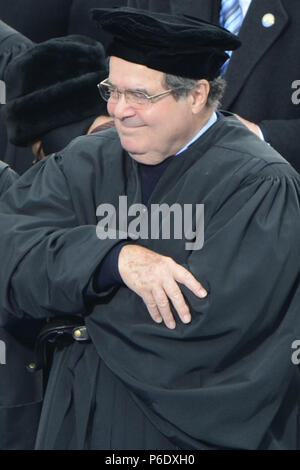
xmin=107 ymin=56 xmax=198 ymax=164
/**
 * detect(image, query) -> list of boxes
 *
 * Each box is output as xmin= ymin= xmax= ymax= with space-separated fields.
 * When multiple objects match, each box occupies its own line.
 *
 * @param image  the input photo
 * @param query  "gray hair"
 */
xmin=163 ymin=74 xmax=226 ymax=110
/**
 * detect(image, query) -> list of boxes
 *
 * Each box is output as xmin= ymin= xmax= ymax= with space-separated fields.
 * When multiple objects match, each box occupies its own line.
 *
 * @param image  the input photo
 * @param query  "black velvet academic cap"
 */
xmin=3 ymin=35 xmax=108 ymax=146
xmin=90 ymin=7 xmax=241 ymax=80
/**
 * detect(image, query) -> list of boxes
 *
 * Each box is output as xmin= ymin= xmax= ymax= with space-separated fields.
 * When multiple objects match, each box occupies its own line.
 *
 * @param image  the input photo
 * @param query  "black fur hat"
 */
xmin=3 ymin=35 xmax=108 ymax=146
xmin=90 ymin=7 xmax=241 ymax=79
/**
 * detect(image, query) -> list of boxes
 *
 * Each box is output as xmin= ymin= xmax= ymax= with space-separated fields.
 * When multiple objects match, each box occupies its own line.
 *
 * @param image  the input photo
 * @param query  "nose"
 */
xmin=108 ymin=94 xmax=136 ymax=120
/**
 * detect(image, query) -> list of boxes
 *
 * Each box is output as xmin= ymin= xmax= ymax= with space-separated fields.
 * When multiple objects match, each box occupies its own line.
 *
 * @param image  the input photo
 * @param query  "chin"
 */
xmin=119 ymin=137 xmax=163 ymax=164
xmin=125 ymin=150 xmax=149 ymax=164
xmin=128 ymin=152 xmax=166 ymax=165
xmin=120 ymin=136 xmax=145 ymax=155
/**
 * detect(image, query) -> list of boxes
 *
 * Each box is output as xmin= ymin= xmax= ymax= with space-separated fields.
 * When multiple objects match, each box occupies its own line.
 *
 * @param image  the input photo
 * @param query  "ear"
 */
xmin=189 ymin=80 xmax=210 ymax=114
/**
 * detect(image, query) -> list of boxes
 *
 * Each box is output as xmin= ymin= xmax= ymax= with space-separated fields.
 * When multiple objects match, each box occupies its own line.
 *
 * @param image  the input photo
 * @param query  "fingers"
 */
xmin=163 ymin=280 xmax=191 ymax=325
xmin=144 ymin=282 xmax=193 ymax=330
xmin=174 ymin=264 xmax=207 ymax=299
xmin=144 ymin=290 xmax=176 ymax=329
xmin=118 ymin=245 xmax=208 ymax=330
xmin=152 ymin=287 xmax=176 ymax=329
xmin=143 ymin=293 xmax=163 ymax=325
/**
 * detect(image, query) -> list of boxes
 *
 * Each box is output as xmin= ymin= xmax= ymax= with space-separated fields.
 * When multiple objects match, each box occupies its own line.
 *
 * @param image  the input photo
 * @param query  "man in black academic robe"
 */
xmin=0 ymin=8 xmax=299 ymax=450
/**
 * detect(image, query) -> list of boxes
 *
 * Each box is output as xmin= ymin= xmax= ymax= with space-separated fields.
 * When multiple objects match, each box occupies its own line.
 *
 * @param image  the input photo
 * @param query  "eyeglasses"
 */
xmin=97 ymin=78 xmax=181 ymax=107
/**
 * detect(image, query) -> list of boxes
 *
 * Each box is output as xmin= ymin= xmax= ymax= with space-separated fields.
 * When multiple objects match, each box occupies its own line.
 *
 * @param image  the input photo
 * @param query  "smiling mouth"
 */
xmin=118 ymin=123 xmax=146 ymax=133
xmin=117 ymin=117 xmax=145 ymax=128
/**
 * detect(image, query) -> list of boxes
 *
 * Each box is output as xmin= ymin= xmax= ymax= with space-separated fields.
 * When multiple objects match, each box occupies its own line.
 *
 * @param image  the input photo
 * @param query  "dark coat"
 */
xmin=68 ymin=0 xmax=129 ymax=44
xmin=0 ymin=20 xmax=34 ymax=174
xmin=0 ymin=323 xmax=43 ymax=450
xmin=0 ymin=23 xmax=43 ymax=449
xmin=0 ymin=159 xmax=17 ymax=193
xmin=0 ymin=161 xmax=43 ymax=450
xmin=125 ymin=0 xmax=300 ymax=173
xmin=0 ymin=0 xmax=73 ymax=43
xmin=0 ymin=20 xmax=107 ymax=173
xmin=0 ymin=118 xmax=299 ymax=449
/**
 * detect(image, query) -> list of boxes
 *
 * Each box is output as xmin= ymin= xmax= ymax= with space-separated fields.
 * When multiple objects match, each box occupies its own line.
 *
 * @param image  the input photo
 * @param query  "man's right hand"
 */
xmin=118 ymin=244 xmax=207 ymax=329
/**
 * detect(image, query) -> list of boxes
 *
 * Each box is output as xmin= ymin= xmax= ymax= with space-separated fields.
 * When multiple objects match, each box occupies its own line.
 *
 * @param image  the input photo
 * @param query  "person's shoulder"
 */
xmin=211 ymin=117 xmax=299 ymax=181
xmin=0 ymin=160 xmax=17 ymax=179
xmin=62 ymin=126 xmax=120 ymax=154
xmin=54 ymin=127 xmax=122 ymax=168
xmin=0 ymin=160 xmax=11 ymax=173
xmin=0 ymin=161 xmax=18 ymax=196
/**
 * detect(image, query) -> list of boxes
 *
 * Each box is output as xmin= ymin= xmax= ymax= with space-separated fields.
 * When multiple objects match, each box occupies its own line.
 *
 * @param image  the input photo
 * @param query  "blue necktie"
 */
xmin=219 ymin=0 xmax=243 ymax=75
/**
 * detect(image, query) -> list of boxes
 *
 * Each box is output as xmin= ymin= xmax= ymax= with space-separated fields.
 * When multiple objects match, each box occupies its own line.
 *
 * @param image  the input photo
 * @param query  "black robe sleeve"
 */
xmin=0 ymin=152 xmax=125 ymax=325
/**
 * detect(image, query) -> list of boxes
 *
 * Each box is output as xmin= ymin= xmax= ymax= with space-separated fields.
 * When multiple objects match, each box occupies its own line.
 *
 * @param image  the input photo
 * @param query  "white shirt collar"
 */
xmin=176 ymin=112 xmax=217 ymax=156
